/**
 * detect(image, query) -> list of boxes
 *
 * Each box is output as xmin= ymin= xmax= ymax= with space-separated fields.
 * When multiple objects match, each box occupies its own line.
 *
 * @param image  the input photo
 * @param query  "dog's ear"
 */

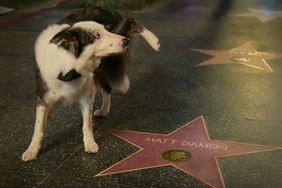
xmin=50 ymin=27 xmax=74 ymax=45
xmin=50 ymin=27 xmax=96 ymax=57
xmin=57 ymin=69 xmax=82 ymax=82
xmin=50 ymin=28 xmax=79 ymax=56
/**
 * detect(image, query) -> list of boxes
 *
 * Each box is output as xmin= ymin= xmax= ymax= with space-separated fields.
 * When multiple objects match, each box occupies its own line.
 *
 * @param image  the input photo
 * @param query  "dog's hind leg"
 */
xmin=94 ymin=89 xmax=111 ymax=117
xmin=80 ymin=92 xmax=99 ymax=153
xmin=94 ymin=74 xmax=130 ymax=117
xmin=93 ymin=72 xmax=112 ymax=118
xmin=22 ymin=101 xmax=51 ymax=161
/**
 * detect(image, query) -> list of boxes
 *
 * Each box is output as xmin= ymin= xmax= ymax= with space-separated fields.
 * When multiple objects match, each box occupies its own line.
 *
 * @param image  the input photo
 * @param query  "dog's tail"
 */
xmin=139 ymin=27 xmax=160 ymax=51
xmin=112 ymin=75 xmax=130 ymax=94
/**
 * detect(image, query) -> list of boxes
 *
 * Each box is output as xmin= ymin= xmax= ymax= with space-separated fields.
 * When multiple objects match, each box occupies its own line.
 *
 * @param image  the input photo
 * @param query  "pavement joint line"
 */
xmin=35 ymin=146 xmax=82 ymax=188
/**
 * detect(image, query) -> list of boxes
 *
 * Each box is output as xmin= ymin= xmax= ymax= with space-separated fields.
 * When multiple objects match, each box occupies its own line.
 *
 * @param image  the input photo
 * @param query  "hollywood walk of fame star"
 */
xmin=191 ymin=43 xmax=280 ymax=72
xmin=233 ymin=8 xmax=282 ymax=23
xmin=96 ymin=116 xmax=281 ymax=188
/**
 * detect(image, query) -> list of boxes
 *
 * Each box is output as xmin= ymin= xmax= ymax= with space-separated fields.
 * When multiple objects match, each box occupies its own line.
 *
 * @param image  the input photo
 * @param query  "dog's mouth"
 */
xmin=105 ymin=53 xmax=119 ymax=57
xmin=96 ymin=47 xmax=128 ymax=57
xmin=107 ymin=50 xmax=127 ymax=56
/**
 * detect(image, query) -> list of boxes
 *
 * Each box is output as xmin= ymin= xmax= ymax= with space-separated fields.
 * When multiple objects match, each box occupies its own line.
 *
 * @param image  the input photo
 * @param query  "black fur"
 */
xmin=50 ymin=27 xmax=96 ymax=58
xmin=59 ymin=7 xmax=122 ymax=32
xmin=94 ymin=55 xmax=126 ymax=93
xmin=60 ymin=7 xmax=145 ymax=94
xmin=119 ymin=17 xmax=144 ymax=36
xmin=57 ymin=69 xmax=82 ymax=82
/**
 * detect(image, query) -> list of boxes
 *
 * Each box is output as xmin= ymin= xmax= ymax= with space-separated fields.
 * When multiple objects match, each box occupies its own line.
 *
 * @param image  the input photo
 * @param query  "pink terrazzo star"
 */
xmin=192 ymin=43 xmax=280 ymax=72
xmin=96 ymin=116 xmax=281 ymax=188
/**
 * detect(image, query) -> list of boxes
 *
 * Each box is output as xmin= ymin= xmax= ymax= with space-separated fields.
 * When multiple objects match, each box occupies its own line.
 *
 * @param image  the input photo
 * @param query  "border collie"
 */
xmin=22 ymin=21 xmax=129 ymax=161
xmin=60 ymin=7 xmax=160 ymax=117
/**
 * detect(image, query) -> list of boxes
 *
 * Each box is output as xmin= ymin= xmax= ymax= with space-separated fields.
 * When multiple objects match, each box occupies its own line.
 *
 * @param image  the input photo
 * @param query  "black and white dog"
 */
xmin=60 ymin=7 xmax=160 ymax=117
xmin=22 ymin=21 xmax=129 ymax=161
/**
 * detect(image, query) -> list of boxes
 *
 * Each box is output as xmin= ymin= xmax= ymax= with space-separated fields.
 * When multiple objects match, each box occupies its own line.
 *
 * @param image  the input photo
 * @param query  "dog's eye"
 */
xmin=95 ymin=32 xmax=101 ymax=40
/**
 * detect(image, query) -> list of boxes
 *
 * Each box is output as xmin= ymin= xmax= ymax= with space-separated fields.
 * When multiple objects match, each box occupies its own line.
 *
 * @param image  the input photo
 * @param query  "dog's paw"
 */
xmin=22 ymin=149 xmax=38 ymax=162
xmin=84 ymin=140 xmax=99 ymax=153
xmin=94 ymin=109 xmax=108 ymax=118
xmin=140 ymin=28 xmax=160 ymax=51
xmin=151 ymin=38 xmax=160 ymax=51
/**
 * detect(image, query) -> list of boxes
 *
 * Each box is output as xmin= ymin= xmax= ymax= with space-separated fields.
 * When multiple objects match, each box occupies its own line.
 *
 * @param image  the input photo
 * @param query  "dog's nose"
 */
xmin=122 ymin=38 xmax=130 ymax=48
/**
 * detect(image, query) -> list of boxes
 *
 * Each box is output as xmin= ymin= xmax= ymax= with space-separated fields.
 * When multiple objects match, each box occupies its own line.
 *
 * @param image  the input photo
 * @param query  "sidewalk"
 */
xmin=0 ymin=0 xmax=282 ymax=187
xmin=0 ymin=0 xmax=73 ymax=27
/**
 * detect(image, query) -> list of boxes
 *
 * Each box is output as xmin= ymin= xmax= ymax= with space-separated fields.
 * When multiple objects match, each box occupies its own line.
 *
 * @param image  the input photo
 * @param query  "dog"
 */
xmin=22 ymin=21 xmax=129 ymax=161
xmin=59 ymin=7 xmax=160 ymax=117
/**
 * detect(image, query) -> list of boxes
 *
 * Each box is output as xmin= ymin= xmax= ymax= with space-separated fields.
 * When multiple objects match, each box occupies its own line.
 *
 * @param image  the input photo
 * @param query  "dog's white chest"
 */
xmin=48 ymin=76 xmax=93 ymax=104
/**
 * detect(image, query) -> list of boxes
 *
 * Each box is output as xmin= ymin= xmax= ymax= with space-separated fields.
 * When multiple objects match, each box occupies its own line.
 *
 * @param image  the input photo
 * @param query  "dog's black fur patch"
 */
xmin=59 ymin=7 xmax=122 ymax=32
xmin=50 ymin=27 xmax=96 ymax=58
xmin=57 ymin=69 xmax=82 ymax=82
xmin=94 ymin=55 xmax=126 ymax=93
xmin=60 ymin=7 xmax=145 ymax=94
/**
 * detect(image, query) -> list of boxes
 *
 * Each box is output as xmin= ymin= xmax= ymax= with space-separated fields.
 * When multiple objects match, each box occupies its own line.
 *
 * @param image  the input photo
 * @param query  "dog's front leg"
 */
xmin=80 ymin=92 xmax=99 ymax=153
xmin=22 ymin=102 xmax=50 ymax=161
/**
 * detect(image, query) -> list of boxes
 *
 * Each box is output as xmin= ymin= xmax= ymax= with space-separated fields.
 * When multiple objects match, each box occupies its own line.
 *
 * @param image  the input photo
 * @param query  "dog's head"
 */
xmin=59 ymin=7 xmax=160 ymax=52
xmin=50 ymin=21 xmax=129 ymax=58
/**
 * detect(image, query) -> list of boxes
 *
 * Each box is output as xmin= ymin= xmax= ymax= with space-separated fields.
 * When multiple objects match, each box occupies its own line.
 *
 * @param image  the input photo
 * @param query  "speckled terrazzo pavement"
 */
xmin=0 ymin=0 xmax=282 ymax=187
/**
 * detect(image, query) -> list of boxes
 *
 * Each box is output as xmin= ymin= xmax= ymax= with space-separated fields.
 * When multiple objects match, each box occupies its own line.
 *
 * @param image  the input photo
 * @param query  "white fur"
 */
xmin=22 ymin=105 xmax=50 ymax=161
xmin=140 ymin=28 xmax=160 ymax=51
xmin=22 ymin=21 xmax=126 ymax=161
xmin=35 ymin=23 xmax=95 ymax=105
xmin=35 ymin=22 xmax=127 ymax=97
xmin=80 ymin=94 xmax=99 ymax=153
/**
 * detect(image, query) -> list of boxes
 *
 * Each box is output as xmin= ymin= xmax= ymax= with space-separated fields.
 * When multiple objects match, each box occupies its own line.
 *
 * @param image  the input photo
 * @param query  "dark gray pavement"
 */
xmin=0 ymin=0 xmax=282 ymax=187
